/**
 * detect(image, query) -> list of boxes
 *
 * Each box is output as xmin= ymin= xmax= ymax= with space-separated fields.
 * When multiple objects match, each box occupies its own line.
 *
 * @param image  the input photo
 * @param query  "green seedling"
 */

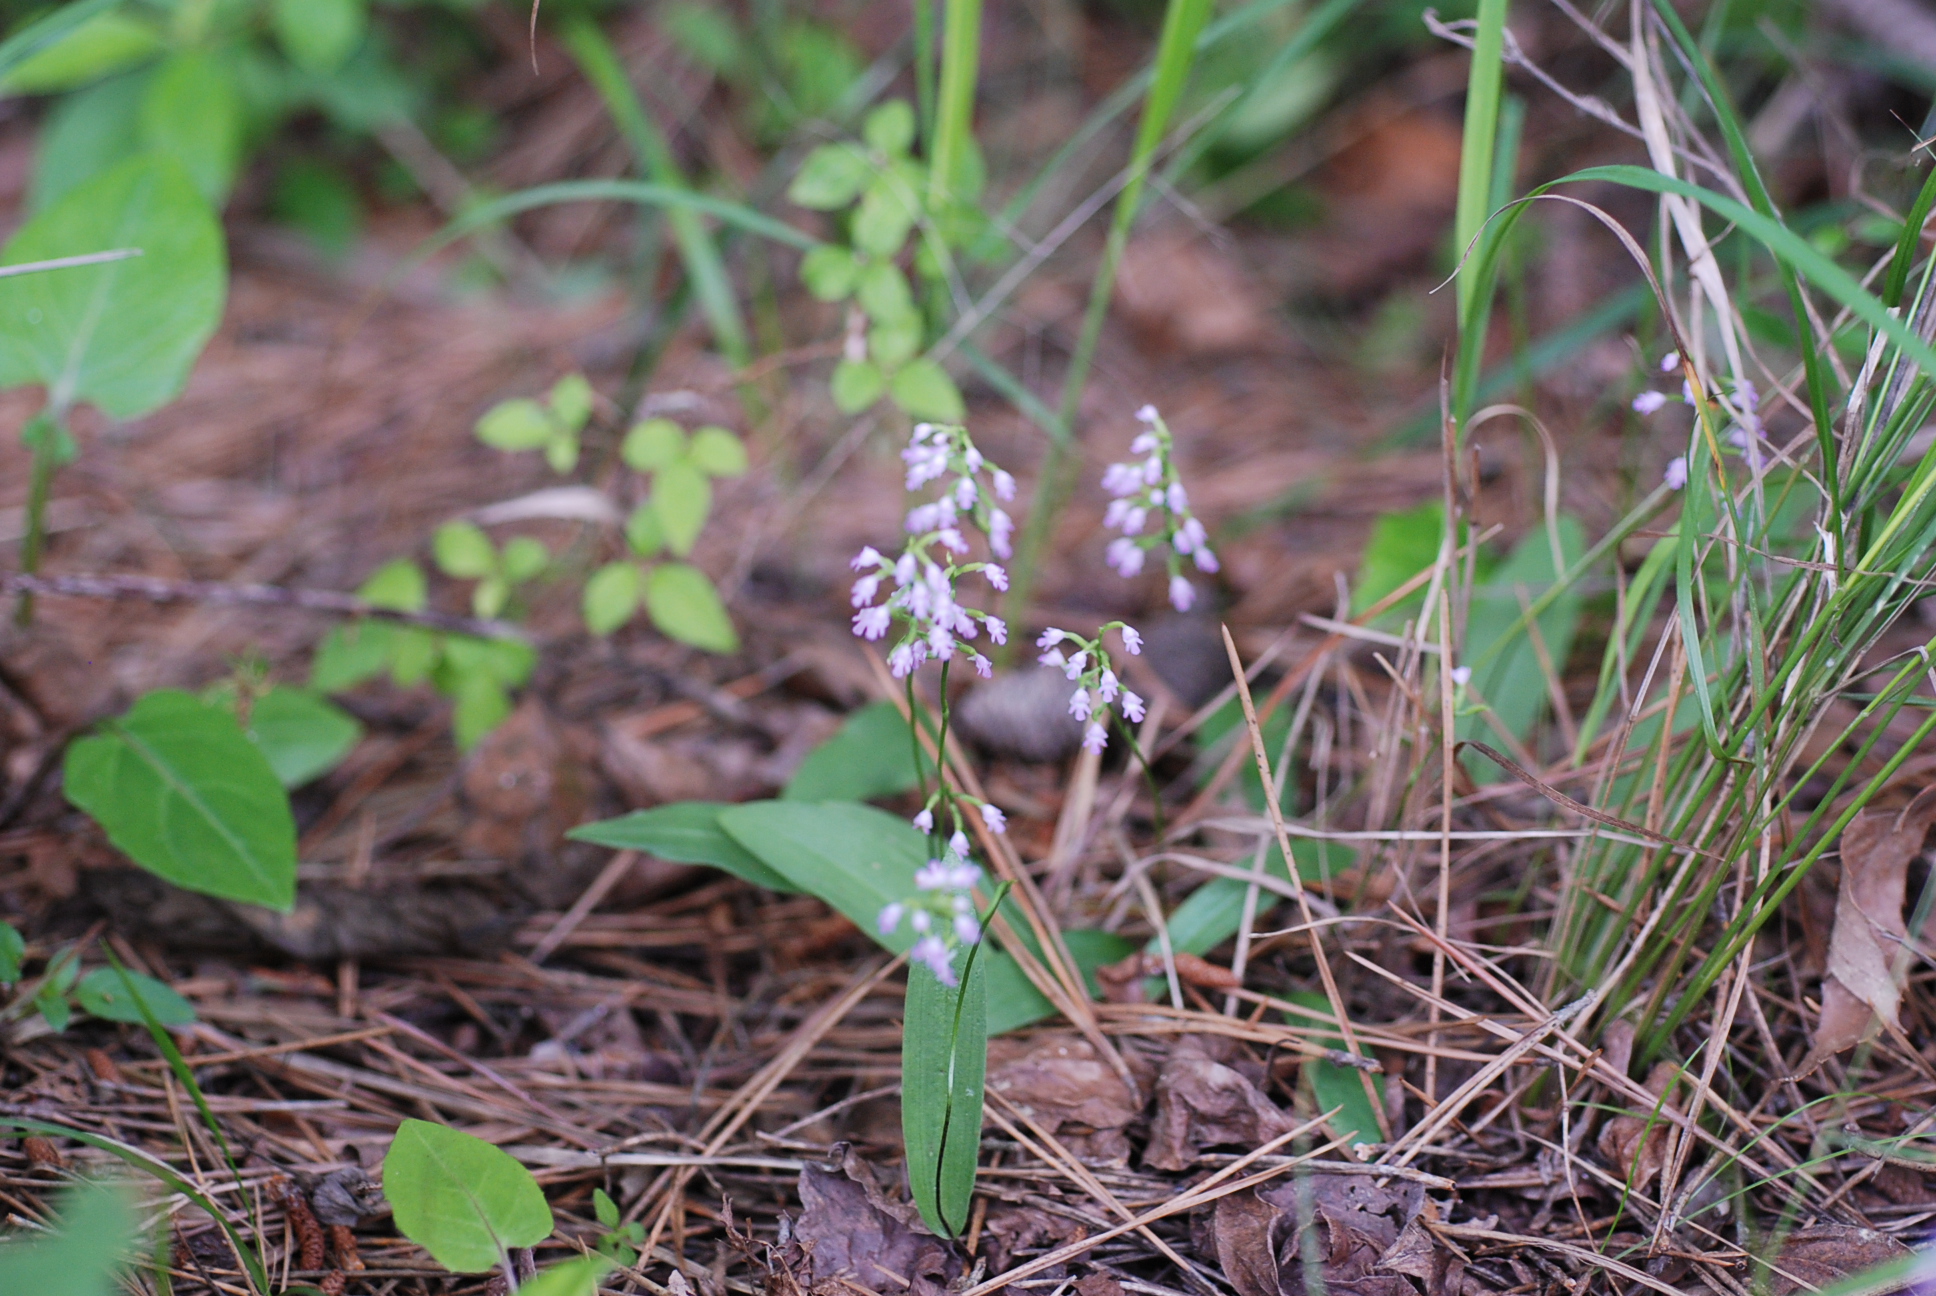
xmin=591 ymin=1188 xmax=644 ymax=1266
xmin=475 ymin=374 xmax=595 ymax=475
xmin=434 ymin=520 xmax=550 ymax=619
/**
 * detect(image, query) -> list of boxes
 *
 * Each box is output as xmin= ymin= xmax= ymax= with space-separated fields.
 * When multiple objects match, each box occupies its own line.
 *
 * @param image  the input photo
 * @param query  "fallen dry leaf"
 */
xmin=1145 ymin=1034 xmax=1297 ymax=1171
xmin=1212 ymin=1176 xmax=1436 ymax=1296
xmin=794 ymin=1145 xmax=962 ymax=1296
xmin=1798 ymin=787 xmax=1936 ymax=1074
xmin=1596 ymin=1060 xmax=1681 ymax=1195
xmin=979 ymin=1203 xmax=1085 ymax=1275
xmin=1765 ymin=1223 xmax=1911 ymax=1295
xmin=986 ymin=1033 xmax=1144 ymax=1165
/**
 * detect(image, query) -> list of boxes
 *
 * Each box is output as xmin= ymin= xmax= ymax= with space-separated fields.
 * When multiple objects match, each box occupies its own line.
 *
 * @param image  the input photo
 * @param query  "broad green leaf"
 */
xmin=868 ymin=314 xmax=922 ymax=369
xmin=1352 ymin=501 xmax=1452 ymax=622
xmin=625 ymin=503 xmax=665 ymax=557
xmin=664 ymin=3 xmax=744 ymax=76
xmin=433 ymin=520 xmax=498 ymax=579
xmin=75 ymin=967 xmax=195 ymax=1025
xmin=645 ymin=562 xmax=738 ymax=653
xmin=138 ymin=50 xmax=243 ymax=203
xmin=390 ymin=626 xmax=440 ymax=686
xmin=852 ymin=171 xmax=919 ymax=256
xmin=1461 ymin=516 xmax=1584 ymax=780
xmin=787 ymin=142 xmax=871 ymax=210
xmin=888 ymin=360 xmax=964 ymax=421
xmin=450 ymin=672 xmax=511 ymax=752
xmin=0 ymin=922 xmax=22 ymax=982
xmin=473 ymin=575 xmax=509 ymax=619
xmin=273 ymin=0 xmax=367 ymax=74
xmin=476 ymin=398 xmax=554 ymax=451
xmin=1163 ymin=840 xmax=1356 ymax=956
xmin=359 ymin=558 xmax=427 ymax=611
xmin=549 ymin=373 xmax=594 ymax=429
xmin=569 ymin=802 xmax=798 ymax=892
xmin=652 ymin=461 xmax=712 ymax=556
xmin=543 ymin=429 xmax=579 ymax=475
xmin=246 ymin=686 xmax=362 ymax=787
xmin=36 ymin=983 xmax=70 ymax=1032
xmin=1285 ymin=991 xmax=1383 ymax=1149
xmin=440 ymin=635 xmax=536 ymax=687
xmin=782 ymin=702 xmax=920 ymax=802
xmin=582 ymin=561 xmax=642 ymax=635
xmin=383 ymin=1120 xmax=553 ymax=1274
xmin=592 ymin=1188 xmax=620 ymax=1228
xmin=622 ymin=418 xmax=686 ymax=471
xmin=856 ymin=261 xmax=915 ymax=321
xmin=831 ymin=358 xmax=885 ymax=412
xmin=63 ymin=690 xmax=296 ymax=910
xmin=501 ymin=536 xmax=549 ymax=583
xmin=29 ymin=71 xmax=145 ymax=212
xmin=310 ymin=620 xmax=399 ymax=692
xmin=719 ymin=801 xmax=927 ymax=939
xmin=0 ymin=154 xmax=224 ymax=418
xmin=688 ymin=426 xmax=747 ymax=477
xmin=0 ymin=1180 xmax=138 ymax=1296
xmin=983 ymin=929 xmax=1139 ymax=1035
xmin=520 ymin=1258 xmax=613 ymax=1296
xmin=2 ymin=12 xmax=161 ymax=93
xmin=902 ymin=945 xmax=986 ymax=1238
xmin=864 ymin=100 xmax=916 ymax=156
xmin=800 ymin=245 xmax=858 ymax=301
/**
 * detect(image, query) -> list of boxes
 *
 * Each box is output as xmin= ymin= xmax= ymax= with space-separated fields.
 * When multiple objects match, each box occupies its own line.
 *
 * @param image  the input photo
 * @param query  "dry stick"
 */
xmin=1218 ymin=624 xmax=1387 ymax=1141
xmin=1429 ymin=585 xmax=1456 ymax=1107
xmin=862 ymin=648 xmax=1135 ymax=1096
xmin=0 ymin=572 xmax=527 ymax=641
xmin=529 ymin=851 xmax=638 ymax=963
xmin=632 ymin=955 xmax=904 ymax=1266
xmin=959 ymin=1113 xmax=1349 ymax=1296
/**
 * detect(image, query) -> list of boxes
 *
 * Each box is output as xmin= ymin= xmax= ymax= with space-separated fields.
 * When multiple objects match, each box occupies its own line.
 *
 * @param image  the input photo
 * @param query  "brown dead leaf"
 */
xmin=979 ymin=1203 xmax=1084 ymax=1275
xmin=986 ymin=1034 xmax=1143 ymax=1166
xmin=1145 ymin=1035 xmax=1297 ymax=1171
xmin=459 ymin=697 xmax=591 ymax=873
xmin=1797 ymin=787 xmax=1936 ymax=1075
xmin=794 ymin=1145 xmax=962 ymax=1296
xmin=1213 ymin=1177 xmax=1434 ymax=1296
xmin=1596 ymin=1060 xmax=1681 ymax=1195
xmin=1765 ymin=1224 xmax=1910 ymax=1295
xmin=1073 ymin=1273 xmax=1123 ymax=1296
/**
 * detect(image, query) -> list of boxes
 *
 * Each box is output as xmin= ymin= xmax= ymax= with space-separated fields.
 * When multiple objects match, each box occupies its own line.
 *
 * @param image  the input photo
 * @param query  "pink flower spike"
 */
xmin=1069 ymin=688 xmax=1093 ymax=721
xmin=889 ymin=643 xmax=917 ymax=676
xmin=851 ymin=574 xmax=881 ymax=607
xmin=877 ymin=903 xmax=904 ymax=935
xmin=1063 ymin=651 xmax=1088 ymax=680
xmin=1136 ymin=404 xmax=1159 ymax=423
xmin=973 ymin=653 xmax=992 ymax=679
xmin=915 ymin=935 xmax=957 ymax=986
xmin=954 ymin=914 xmax=981 ymax=944
xmin=1120 ymin=625 xmax=1143 ymax=655
xmin=853 ymin=606 xmax=891 ymax=640
xmin=913 ymin=808 xmax=934 ymax=833
xmin=1660 ymin=351 xmax=1680 ymax=372
xmin=1036 ymin=628 xmax=1065 ymax=649
xmin=986 ymin=616 xmax=1007 ymax=645
xmin=1082 ymin=722 xmax=1108 ymax=753
xmin=980 ymin=803 xmax=1007 ymax=834
xmin=992 ymin=469 xmax=1016 ymax=502
xmin=986 ymin=564 xmax=1009 ymax=591
xmin=1122 ymin=690 xmax=1146 ymax=723
xmin=1098 ymin=669 xmax=1119 ymax=703
xmin=1039 ymin=647 xmax=1066 ymax=668
xmin=1194 ymin=546 xmax=1220 ymax=574
xmin=852 ymin=546 xmax=885 ymax=571
xmin=1169 ymin=575 xmax=1196 ymax=611
xmin=1632 ymin=390 xmax=1668 ymax=415
xmin=950 ymin=830 xmax=971 ymax=859
xmin=1107 ymin=536 xmax=1146 ymax=577
xmin=1664 ymin=456 xmax=1688 ymax=490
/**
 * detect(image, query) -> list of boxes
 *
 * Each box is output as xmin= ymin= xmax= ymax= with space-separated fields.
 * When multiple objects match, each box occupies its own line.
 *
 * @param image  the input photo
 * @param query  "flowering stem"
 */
xmin=1113 ymin=711 xmax=1166 ymax=842
xmin=907 ymin=673 xmax=931 ymax=805
xmin=933 ymin=657 xmax=955 ymax=825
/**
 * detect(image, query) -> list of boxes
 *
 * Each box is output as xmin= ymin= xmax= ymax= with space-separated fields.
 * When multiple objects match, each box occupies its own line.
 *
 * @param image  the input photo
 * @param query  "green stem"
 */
xmin=913 ymin=0 xmax=938 ymax=152
xmin=15 ymin=405 xmax=70 ymax=628
xmin=929 ymin=0 xmax=982 ymax=211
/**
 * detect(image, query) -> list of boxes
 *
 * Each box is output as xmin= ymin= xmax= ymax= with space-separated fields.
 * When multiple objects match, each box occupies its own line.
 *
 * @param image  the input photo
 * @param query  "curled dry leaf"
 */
xmin=1797 ymin=787 xmax=1936 ymax=1076
xmin=986 ymin=1033 xmax=1144 ymax=1165
xmin=794 ymin=1145 xmax=962 ymax=1296
xmin=1596 ymin=1060 xmax=1681 ymax=1195
xmin=1211 ymin=1176 xmax=1439 ymax=1296
xmin=1145 ymin=1034 xmax=1297 ymax=1171
xmin=980 ymin=1203 xmax=1085 ymax=1275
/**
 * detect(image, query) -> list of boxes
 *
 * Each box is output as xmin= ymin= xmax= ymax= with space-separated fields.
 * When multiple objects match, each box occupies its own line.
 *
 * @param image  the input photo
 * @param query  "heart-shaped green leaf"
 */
xmin=582 ymin=561 xmax=641 ymax=635
xmin=651 ymin=461 xmax=712 ymax=557
xmin=644 ymin=562 xmax=737 ymax=653
xmin=383 ymin=1120 xmax=553 ymax=1274
xmin=245 ymin=686 xmax=362 ymax=788
xmin=75 ymin=967 xmax=195 ymax=1025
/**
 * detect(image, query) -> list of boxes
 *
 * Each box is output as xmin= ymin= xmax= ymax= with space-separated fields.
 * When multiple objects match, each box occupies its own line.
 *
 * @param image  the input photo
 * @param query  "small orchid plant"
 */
xmin=846 ymin=410 xmax=1201 ymax=984
xmin=1630 ymin=351 xmax=1766 ymax=490
xmin=1101 ymin=405 xmax=1220 ymax=611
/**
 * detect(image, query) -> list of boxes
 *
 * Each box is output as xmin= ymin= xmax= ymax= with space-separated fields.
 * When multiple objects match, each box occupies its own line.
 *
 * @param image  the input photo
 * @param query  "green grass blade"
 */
xmin=929 ymin=0 xmax=981 ymax=210
xmin=562 ymin=17 xmax=749 ymax=366
xmin=1453 ymin=0 xmax=1509 ymax=321
xmin=0 ymin=0 xmax=123 ymax=83
xmin=1885 ymin=164 xmax=1936 ymax=309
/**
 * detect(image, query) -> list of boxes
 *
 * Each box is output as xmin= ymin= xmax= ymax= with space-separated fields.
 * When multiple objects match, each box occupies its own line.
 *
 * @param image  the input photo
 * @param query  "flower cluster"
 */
xmin=1100 ymin=406 xmax=1218 ymax=612
xmin=1037 ymin=622 xmax=1145 ymax=753
xmin=851 ymin=423 xmax=1012 ymax=680
xmin=878 ymin=849 xmax=984 ymax=985
xmin=1632 ymin=355 xmax=1765 ymax=490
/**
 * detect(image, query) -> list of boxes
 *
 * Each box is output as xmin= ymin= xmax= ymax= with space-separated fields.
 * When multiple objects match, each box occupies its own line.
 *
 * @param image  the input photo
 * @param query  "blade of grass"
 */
xmin=562 ymin=17 xmax=749 ymax=367
xmin=929 ymin=0 xmax=981 ymax=211
xmin=1454 ymin=0 xmax=1510 ymax=324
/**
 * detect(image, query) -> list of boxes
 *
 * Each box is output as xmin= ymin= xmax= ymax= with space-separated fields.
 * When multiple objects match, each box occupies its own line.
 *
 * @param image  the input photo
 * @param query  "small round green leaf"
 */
xmin=852 ymin=172 xmax=919 ymax=257
xmin=450 ymin=672 xmax=511 ymax=753
xmin=389 ymin=627 xmax=440 ymax=686
xmin=584 ymin=562 xmax=641 ymax=635
xmin=138 ymin=50 xmax=245 ymax=204
xmin=475 ymin=398 xmax=554 ymax=452
xmin=519 ymin=1258 xmax=613 ymax=1296
xmin=622 ymin=418 xmax=687 ymax=472
xmin=246 ymin=686 xmax=362 ymax=788
xmin=687 ymin=427 xmax=748 ymax=477
xmin=889 ymin=359 xmax=965 ymax=421
xmin=856 ymin=260 xmax=915 ymax=321
xmin=433 ymin=521 xmax=498 ymax=580
xmin=0 ymin=922 xmax=23 ymax=983
xmin=868 ymin=315 xmax=922 ymax=369
xmin=358 ymin=559 xmax=427 ymax=612
xmin=75 ymin=967 xmax=196 ymax=1025
xmin=542 ymin=430 xmax=580 ymax=476
xmin=787 ymin=142 xmax=872 ymax=210
xmin=831 ymin=359 xmax=885 ymax=412
xmin=2 ymin=13 xmax=163 ymax=94
xmin=652 ymin=462 xmax=713 ymax=557
xmin=800 ymin=245 xmax=858 ymax=301
xmin=549 ymin=373 xmax=594 ymax=430
xmin=310 ymin=621 xmax=398 ymax=693
xmin=383 ymin=1119 xmax=553 ymax=1274
xmin=646 ymin=563 xmax=739 ymax=653
xmin=863 ymin=100 xmax=916 ymax=157
xmin=472 ymin=575 xmax=509 ymax=619
xmin=272 ymin=0 xmax=367 ymax=73
xmin=500 ymin=536 xmax=549 ymax=584
xmin=442 ymin=635 xmax=536 ymax=688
